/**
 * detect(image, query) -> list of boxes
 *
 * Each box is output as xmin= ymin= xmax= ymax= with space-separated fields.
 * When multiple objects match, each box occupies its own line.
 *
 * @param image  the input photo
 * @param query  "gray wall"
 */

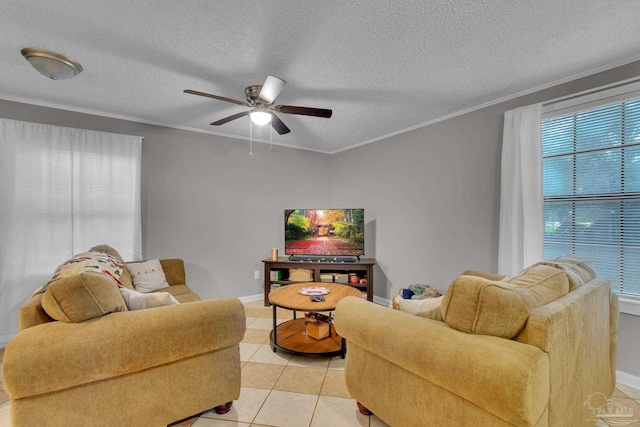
xmin=329 ymin=106 xmax=503 ymax=297
xmin=140 ymin=126 xmax=330 ymax=299
xmin=1 ymin=59 xmax=639 ymax=377
xmin=618 ymin=314 xmax=640 ymax=377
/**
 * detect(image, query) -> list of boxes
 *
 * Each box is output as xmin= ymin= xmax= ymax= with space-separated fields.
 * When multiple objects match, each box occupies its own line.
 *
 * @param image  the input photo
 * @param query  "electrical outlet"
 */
xmin=254 ymin=270 xmax=260 ymax=280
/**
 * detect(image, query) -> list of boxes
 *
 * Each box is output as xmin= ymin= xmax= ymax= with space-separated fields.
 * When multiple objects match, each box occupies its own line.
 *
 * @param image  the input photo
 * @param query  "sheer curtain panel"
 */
xmin=0 ymin=118 xmax=142 ymax=345
xmin=498 ymin=104 xmax=543 ymax=276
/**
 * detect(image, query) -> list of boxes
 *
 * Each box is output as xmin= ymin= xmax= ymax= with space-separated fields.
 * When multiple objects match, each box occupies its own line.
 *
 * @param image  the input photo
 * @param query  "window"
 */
xmin=542 ymin=94 xmax=640 ymax=297
xmin=0 ymin=119 xmax=142 ymax=344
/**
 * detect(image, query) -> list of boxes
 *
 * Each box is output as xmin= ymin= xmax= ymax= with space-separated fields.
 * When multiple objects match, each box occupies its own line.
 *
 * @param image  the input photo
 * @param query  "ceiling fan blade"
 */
xmin=259 ymin=76 xmax=286 ymax=104
xmin=210 ymin=111 xmax=250 ymax=126
xmin=271 ymin=113 xmax=291 ymax=135
xmin=275 ymin=105 xmax=332 ymax=118
xmin=184 ymin=89 xmax=250 ymax=107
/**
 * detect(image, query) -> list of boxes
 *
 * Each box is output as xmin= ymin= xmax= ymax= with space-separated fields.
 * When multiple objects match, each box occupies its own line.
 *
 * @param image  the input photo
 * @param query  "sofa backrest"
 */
xmin=18 ymin=258 xmax=187 ymax=331
xmin=515 ymin=276 xmax=618 ymax=426
xmin=441 ymin=264 xmax=570 ymax=339
xmin=441 ymin=258 xmax=618 ymax=425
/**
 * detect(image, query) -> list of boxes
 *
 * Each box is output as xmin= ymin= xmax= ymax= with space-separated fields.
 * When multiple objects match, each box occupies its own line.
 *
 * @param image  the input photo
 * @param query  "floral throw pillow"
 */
xmin=33 ymin=251 xmax=125 ymax=296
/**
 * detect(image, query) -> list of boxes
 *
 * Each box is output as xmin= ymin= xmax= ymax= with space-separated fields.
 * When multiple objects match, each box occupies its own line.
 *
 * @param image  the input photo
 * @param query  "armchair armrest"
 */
xmin=334 ymin=297 xmax=549 ymax=426
xmin=4 ymin=297 xmax=246 ymax=399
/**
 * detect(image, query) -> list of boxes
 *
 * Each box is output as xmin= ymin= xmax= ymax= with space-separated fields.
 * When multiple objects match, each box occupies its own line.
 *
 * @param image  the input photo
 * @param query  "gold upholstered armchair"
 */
xmin=334 ymin=257 xmax=618 ymax=426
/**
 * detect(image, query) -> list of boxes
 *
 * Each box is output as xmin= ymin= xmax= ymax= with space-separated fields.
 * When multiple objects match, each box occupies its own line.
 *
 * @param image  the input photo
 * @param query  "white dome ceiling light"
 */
xmin=21 ymin=48 xmax=83 ymax=80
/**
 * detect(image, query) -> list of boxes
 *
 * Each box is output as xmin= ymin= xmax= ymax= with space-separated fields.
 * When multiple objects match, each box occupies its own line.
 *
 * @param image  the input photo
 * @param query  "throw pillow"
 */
xmin=89 ymin=244 xmax=135 ymax=290
xmin=126 ymin=259 xmax=170 ymax=293
xmin=89 ymin=244 xmax=125 ymax=263
xmin=32 ymin=250 xmax=126 ymax=296
xmin=41 ymin=271 xmax=128 ymax=323
xmin=441 ymin=264 xmax=569 ymax=339
xmin=539 ymin=255 xmax=597 ymax=291
xmin=397 ymin=295 xmax=444 ymax=321
xmin=119 ymin=287 xmax=179 ymax=310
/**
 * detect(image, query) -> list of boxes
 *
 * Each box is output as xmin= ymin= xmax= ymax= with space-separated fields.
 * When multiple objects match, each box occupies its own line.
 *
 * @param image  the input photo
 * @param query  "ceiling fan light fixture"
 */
xmin=21 ymin=48 xmax=83 ymax=80
xmin=258 ymin=76 xmax=286 ymax=104
xmin=250 ymin=110 xmax=272 ymax=126
xmin=185 ymin=75 xmax=330 ymax=136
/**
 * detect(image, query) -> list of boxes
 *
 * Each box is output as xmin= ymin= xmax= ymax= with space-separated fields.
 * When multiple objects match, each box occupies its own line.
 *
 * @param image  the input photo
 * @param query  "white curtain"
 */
xmin=0 ymin=118 xmax=142 ymax=345
xmin=498 ymin=104 xmax=543 ymax=276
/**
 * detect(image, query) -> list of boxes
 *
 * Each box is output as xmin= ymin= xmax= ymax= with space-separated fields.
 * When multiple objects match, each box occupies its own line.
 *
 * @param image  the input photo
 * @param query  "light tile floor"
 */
xmin=1 ymin=300 xmax=639 ymax=427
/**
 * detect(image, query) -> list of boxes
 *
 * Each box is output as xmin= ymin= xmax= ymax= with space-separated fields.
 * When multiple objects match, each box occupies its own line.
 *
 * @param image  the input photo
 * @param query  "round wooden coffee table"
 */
xmin=269 ymin=283 xmax=361 ymax=358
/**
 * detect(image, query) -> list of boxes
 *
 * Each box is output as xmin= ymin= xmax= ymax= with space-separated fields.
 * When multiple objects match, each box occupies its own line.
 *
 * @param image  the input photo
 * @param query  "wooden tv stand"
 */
xmin=262 ymin=257 xmax=375 ymax=306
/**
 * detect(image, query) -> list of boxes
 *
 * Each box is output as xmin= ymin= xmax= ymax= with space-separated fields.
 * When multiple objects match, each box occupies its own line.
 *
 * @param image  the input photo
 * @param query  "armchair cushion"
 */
xmin=441 ymin=264 xmax=569 ymax=338
xmin=539 ymin=255 xmax=597 ymax=291
xmin=41 ymin=272 xmax=128 ymax=323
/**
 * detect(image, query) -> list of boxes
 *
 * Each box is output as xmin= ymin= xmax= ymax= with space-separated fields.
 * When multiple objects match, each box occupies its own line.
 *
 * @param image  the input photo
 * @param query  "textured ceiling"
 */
xmin=1 ymin=1 xmax=640 ymax=153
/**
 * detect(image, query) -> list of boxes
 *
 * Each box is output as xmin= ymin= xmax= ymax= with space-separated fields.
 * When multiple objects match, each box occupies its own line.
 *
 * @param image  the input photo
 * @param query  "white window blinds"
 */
xmin=542 ymin=91 xmax=640 ymax=297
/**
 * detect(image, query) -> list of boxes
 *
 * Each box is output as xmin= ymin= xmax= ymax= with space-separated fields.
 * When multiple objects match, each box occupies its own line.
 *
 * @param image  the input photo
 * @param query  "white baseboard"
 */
xmin=373 ymin=295 xmax=391 ymax=307
xmin=617 ymin=370 xmax=640 ymax=390
xmin=239 ymin=293 xmax=263 ymax=304
xmin=619 ymin=296 xmax=640 ymax=316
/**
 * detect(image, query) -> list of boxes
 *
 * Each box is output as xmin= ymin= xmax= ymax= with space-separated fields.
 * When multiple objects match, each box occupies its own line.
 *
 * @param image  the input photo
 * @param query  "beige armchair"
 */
xmin=334 ymin=258 xmax=618 ymax=426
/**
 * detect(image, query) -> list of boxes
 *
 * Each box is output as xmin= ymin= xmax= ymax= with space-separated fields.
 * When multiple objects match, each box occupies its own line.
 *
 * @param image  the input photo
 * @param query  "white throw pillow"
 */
xmin=397 ymin=295 xmax=444 ymax=321
xmin=126 ymin=259 xmax=170 ymax=293
xmin=119 ymin=287 xmax=179 ymax=310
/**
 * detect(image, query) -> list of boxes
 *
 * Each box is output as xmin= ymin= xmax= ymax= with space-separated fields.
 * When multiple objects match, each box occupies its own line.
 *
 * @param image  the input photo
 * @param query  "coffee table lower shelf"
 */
xmin=270 ymin=318 xmax=346 ymax=358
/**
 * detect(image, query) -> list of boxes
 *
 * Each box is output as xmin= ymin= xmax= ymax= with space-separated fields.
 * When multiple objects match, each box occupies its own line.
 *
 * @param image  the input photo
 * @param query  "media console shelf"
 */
xmin=262 ymin=257 xmax=376 ymax=306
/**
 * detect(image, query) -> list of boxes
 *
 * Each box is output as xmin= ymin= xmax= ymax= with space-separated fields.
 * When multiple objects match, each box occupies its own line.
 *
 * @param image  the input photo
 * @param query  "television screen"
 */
xmin=285 ymin=209 xmax=364 ymax=256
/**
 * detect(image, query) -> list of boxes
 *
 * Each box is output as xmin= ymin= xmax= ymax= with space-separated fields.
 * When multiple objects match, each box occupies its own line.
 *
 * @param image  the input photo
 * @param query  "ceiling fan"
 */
xmin=184 ymin=76 xmax=332 ymax=135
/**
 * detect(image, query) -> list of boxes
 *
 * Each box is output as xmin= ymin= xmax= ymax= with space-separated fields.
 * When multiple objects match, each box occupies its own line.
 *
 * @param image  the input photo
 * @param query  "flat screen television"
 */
xmin=285 ymin=209 xmax=364 ymax=261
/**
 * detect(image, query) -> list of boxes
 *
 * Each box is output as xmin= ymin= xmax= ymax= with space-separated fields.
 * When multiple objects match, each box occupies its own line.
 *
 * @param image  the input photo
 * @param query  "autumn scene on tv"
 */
xmin=285 ymin=209 xmax=364 ymax=256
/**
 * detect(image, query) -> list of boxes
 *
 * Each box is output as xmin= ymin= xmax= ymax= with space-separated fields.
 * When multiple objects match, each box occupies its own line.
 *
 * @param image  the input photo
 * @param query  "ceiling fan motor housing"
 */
xmin=245 ymin=85 xmax=264 ymax=105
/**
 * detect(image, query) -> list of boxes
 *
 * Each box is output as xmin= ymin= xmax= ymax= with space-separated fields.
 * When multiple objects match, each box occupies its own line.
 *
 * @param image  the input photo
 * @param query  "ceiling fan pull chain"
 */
xmin=270 ymin=124 xmax=273 ymax=151
xmin=249 ymin=120 xmax=253 ymax=156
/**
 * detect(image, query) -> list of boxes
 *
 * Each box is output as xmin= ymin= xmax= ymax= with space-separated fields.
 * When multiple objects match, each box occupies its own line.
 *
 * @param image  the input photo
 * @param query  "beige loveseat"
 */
xmin=334 ymin=257 xmax=619 ymax=427
xmin=3 ymin=246 xmax=246 ymax=427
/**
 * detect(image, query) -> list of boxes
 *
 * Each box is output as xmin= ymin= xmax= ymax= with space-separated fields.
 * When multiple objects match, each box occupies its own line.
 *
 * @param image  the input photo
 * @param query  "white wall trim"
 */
xmin=238 ymin=294 xmax=263 ymax=304
xmin=0 ymin=94 xmax=329 ymax=155
xmin=619 ymin=296 xmax=640 ymax=317
xmin=4 ymin=54 xmax=640 ymax=157
xmin=332 ymin=54 xmax=640 ymax=154
xmin=373 ymin=295 xmax=392 ymax=307
xmin=617 ymin=370 xmax=640 ymax=391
